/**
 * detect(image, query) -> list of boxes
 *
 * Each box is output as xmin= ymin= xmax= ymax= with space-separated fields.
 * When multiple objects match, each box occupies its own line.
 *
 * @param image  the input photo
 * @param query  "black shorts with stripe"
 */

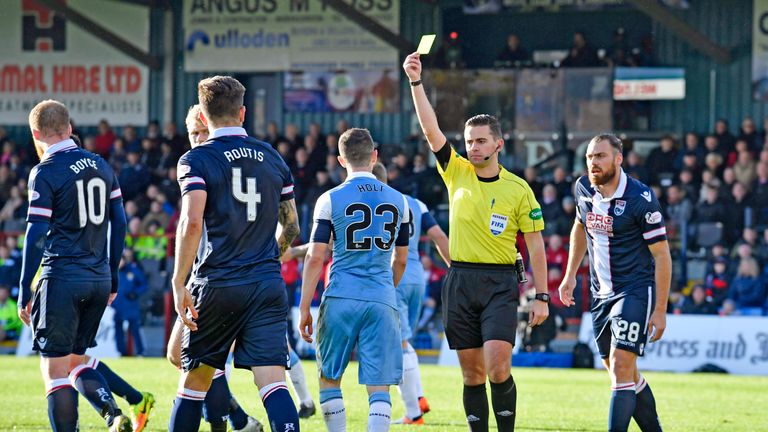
xmin=442 ymin=262 xmax=519 ymax=350
xmin=591 ymin=285 xmax=655 ymax=358
xmin=31 ymin=278 xmax=111 ymax=357
xmin=180 ymin=277 xmax=290 ymax=372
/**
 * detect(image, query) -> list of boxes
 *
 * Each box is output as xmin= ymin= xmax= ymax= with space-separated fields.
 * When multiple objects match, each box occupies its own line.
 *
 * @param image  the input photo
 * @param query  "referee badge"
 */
xmin=490 ymin=213 xmax=508 ymax=236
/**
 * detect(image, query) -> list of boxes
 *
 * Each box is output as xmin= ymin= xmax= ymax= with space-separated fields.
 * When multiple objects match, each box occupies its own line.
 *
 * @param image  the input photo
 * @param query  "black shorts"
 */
xmin=31 ymin=278 xmax=110 ymax=358
xmin=592 ymin=285 xmax=655 ymax=359
xmin=442 ymin=262 xmax=519 ymax=350
xmin=181 ymin=277 xmax=289 ymax=372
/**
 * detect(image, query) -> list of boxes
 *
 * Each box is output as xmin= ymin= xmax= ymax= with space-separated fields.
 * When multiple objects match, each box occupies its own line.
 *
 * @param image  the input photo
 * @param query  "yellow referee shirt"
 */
xmin=437 ymin=145 xmax=544 ymax=264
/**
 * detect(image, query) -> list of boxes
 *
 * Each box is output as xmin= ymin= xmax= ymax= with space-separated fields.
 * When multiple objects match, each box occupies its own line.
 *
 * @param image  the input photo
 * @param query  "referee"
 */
xmin=404 ymin=52 xmax=549 ymax=432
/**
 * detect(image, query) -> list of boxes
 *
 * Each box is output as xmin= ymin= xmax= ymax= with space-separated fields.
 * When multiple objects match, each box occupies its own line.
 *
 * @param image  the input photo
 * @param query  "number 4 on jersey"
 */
xmin=232 ymin=167 xmax=261 ymax=222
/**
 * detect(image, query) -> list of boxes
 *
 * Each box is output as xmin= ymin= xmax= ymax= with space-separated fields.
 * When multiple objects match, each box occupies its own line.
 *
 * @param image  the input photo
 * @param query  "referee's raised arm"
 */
xmin=403 ymin=52 xmax=447 ymax=153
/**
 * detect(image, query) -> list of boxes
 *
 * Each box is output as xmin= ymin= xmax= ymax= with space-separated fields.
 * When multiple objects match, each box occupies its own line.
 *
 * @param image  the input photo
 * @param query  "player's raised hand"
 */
xmin=172 ymin=283 xmax=198 ymax=331
xmin=648 ymin=309 xmax=666 ymax=342
xmin=529 ymin=298 xmax=549 ymax=327
xmin=558 ymin=276 xmax=577 ymax=307
xmin=18 ymin=302 xmax=31 ymax=326
xmin=299 ymin=307 xmax=313 ymax=343
xmin=403 ymin=52 xmax=422 ymax=82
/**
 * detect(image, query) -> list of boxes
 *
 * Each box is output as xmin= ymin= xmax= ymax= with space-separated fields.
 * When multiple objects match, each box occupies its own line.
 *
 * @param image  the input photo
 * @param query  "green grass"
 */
xmin=1 ymin=356 xmax=766 ymax=431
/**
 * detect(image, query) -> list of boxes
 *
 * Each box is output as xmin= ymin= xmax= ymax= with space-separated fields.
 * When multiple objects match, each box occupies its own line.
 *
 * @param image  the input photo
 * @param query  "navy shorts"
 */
xmin=180 ymin=277 xmax=289 ymax=372
xmin=30 ymin=278 xmax=110 ymax=358
xmin=591 ymin=285 xmax=655 ymax=359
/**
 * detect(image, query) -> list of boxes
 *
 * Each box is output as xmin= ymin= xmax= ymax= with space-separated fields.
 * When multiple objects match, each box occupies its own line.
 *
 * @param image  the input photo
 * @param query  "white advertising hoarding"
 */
xmin=0 ymin=0 xmax=150 ymax=125
xmin=579 ymin=313 xmax=768 ymax=375
xmin=183 ymin=0 xmax=400 ymax=72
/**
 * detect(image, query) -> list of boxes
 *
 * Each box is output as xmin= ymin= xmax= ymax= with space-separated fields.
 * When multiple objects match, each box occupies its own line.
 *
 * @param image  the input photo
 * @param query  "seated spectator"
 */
xmin=546 ymin=234 xmax=568 ymax=273
xmin=557 ymin=196 xmax=577 ymax=237
xmin=304 ymin=134 xmax=327 ymax=174
xmin=726 ymin=139 xmax=750 ymax=167
xmin=624 ymin=151 xmax=650 ymax=184
xmin=547 ymin=265 xmax=566 ymax=310
xmin=739 ymin=117 xmax=761 ymax=152
xmin=680 ymin=285 xmax=718 ymax=315
xmin=677 ymin=168 xmax=699 ymax=203
xmin=693 ymin=183 xmax=728 ymax=226
xmin=646 ymin=135 xmax=677 ymax=186
xmin=325 ymin=153 xmax=345 ymax=186
xmin=728 ymin=182 xmax=753 ymax=241
xmin=140 ymin=201 xmax=170 ymax=234
xmin=675 ymin=132 xmax=705 ymax=170
xmin=680 ymin=152 xmax=702 ymax=183
xmin=162 ymin=121 xmax=188 ymax=156
xmin=326 ymin=133 xmax=339 ymax=156
xmin=0 ymin=186 xmax=25 ymax=222
xmin=733 ymin=149 xmax=757 ymax=190
xmin=705 ymin=256 xmax=730 ymax=305
xmin=495 ymin=33 xmax=530 ymax=65
xmin=0 ymin=165 xmax=16 ymax=203
xmin=720 ymin=298 xmax=738 ymax=316
xmin=540 ymin=184 xmax=563 ymax=236
xmin=561 ymin=31 xmax=600 ymax=67
xmin=291 ymin=147 xmax=313 ymax=206
xmin=124 ymin=200 xmax=139 ymax=221
xmin=703 ymin=152 xmax=725 ymax=179
xmin=119 ymin=150 xmax=150 ymax=201
xmin=284 ymin=123 xmax=302 ymax=152
xmin=111 ymin=249 xmax=148 ymax=356
xmin=417 ymin=254 xmax=446 ymax=332
xmin=714 ymin=118 xmax=736 ymax=157
xmin=757 ymin=229 xmax=768 ymax=265
xmin=524 ymin=166 xmax=543 ymax=199
xmin=140 ymin=137 xmax=161 ymax=172
xmin=336 ymin=119 xmax=349 ymax=137
xmin=552 ymin=166 xmax=572 ymax=198
xmin=95 ymin=119 xmax=116 ymax=158
xmin=159 ymin=166 xmax=181 ymax=208
xmin=154 ymin=141 xmax=177 ymax=180
xmin=753 ymin=162 xmax=768 ymax=226
xmin=304 ymin=170 xmax=335 ymax=223
xmin=0 ymin=284 xmax=22 ymax=341
xmin=263 ymin=120 xmax=284 ymax=147
xmin=664 ymin=184 xmax=693 ymax=239
xmin=109 ymin=138 xmax=127 ymax=168
xmin=122 ymin=125 xmax=141 ymax=153
xmin=728 ymin=257 xmax=767 ymax=309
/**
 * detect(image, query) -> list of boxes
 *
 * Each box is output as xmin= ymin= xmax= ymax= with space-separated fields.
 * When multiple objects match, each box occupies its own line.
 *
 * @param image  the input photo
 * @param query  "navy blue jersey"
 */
xmin=310 ymin=172 xmax=410 ymax=308
xmin=27 ymin=139 xmax=122 ymax=282
xmin=177 ymin=127 xmax=294 ymax=287
xmin=574 ymin=170 xmax=667 ymax=298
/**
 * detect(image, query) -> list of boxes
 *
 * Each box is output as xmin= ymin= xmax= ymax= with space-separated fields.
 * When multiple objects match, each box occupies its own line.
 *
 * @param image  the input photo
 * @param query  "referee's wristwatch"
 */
xmin=534 ymin=293 xmax=551 ymax=304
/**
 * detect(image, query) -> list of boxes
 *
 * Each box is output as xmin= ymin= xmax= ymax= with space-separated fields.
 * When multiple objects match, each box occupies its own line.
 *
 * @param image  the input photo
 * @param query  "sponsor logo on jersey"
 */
xmin=489 ymin=213 xmax=508 ymax=236
xmin=529 ymin=208 xmax=543 ymax=220
xmin=586 ymin=212 xmax=614 ymax=236
xmin=645 ymin=211 xmax=662 ymax=224
xmin=614 ymin=200 xmax=626 ymax=216
xmin=641 ymin=191 xmax=652 ymax=202
xmin=30 ymin=190 xmax=40 ymax=201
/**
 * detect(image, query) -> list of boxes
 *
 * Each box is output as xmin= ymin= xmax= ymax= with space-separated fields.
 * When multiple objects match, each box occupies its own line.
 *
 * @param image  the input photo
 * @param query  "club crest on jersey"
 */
xmin=489 ymin=213 xmax=508 ymax=236
xmin=613 ymin=200 xmax=626 ymax=216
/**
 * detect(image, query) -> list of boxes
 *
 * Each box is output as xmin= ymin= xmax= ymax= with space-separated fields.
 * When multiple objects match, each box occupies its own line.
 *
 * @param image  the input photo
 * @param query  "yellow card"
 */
xmin=417 ymin=34 xmax=436 ymax=55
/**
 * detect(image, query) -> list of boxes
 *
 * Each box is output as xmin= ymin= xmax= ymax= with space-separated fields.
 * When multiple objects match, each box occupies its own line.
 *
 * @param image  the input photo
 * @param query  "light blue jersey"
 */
xmin=310 ymin=171 xmax=410 ymax=385
xmin=310 ymin=171 xmax=410 ymax=308
xmin=400 ymin=195 xmax=439 ymax=286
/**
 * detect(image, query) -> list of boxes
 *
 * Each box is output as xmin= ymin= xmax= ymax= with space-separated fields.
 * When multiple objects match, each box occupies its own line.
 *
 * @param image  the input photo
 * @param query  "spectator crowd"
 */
xmin=0 ymin=113 xmax=766 ymax=351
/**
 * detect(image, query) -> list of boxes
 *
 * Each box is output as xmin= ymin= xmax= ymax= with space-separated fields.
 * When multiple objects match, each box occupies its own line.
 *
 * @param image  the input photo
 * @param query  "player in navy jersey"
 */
xmin=559 ymin=134 xmax=670 ymax=432
xmin=163 ymin=104 xmax=263 ymax=432
xmin=370 ymin=162 xmax=450 ymax=425
xmin=18 ymin=100 xmax=131 ymax=432
xmin=169 ymin=76 xmax=301 ymax=432
xmin=298 ymin=129 xmax=410 ymax=432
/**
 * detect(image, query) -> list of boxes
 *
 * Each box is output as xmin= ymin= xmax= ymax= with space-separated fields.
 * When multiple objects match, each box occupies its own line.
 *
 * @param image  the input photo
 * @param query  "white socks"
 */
xmin=320 ymin=388 xmax=346 ymax=431
xmin=398 ymin=344 xmax=422 ymax=419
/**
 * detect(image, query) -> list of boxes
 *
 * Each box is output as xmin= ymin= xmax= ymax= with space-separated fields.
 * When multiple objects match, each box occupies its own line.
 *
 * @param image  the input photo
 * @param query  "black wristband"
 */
xmin=409 ymin=79 xmax=422 ymax=87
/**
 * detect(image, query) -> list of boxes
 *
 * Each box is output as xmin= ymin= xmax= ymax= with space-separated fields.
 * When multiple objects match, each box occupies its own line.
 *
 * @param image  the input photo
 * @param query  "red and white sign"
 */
xmin=0 ymin=0 xmax=149 ymax=125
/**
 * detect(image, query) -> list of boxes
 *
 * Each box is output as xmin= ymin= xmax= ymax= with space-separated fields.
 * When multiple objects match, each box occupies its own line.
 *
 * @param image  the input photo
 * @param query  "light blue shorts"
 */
xmin=396 ymin=283 xmax=425 ymax=341
xmin=316 ymin=297 xmax=402 ymax=385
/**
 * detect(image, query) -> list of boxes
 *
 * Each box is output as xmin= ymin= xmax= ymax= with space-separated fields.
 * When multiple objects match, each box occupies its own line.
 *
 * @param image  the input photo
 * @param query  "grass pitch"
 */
xmin=1 ymin=356 xmax=766 ymax=431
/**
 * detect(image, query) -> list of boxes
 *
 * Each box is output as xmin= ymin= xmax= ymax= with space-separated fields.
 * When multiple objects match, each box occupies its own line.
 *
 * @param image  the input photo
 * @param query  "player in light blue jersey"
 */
xmin=371 ymin=163 xmax=450 ymax=425
xmin=299 ymin=128 xmax=410 ymax=432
